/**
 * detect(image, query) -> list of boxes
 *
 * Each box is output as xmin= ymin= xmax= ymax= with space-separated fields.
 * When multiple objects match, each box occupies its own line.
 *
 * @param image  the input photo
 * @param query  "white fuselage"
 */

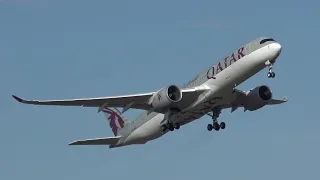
xmin=121 ymin=42 xmax=281 ymax=146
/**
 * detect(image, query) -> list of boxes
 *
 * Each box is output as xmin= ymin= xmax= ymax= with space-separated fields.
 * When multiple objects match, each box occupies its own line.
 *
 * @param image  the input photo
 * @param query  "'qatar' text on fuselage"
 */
xmin=207 ymin=47 xmax=245 ymax=79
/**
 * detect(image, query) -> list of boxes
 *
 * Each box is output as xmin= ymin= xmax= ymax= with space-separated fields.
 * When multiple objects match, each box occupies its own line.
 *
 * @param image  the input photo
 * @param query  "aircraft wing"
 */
xmin=266 ymin=96 xmax=289 ymax=105
xmin=222 ymin=88 xmax=288 ymax=112
xmin=232 ymin=88 xmax=288 ymax=105
xmin=12 ymin=85 xmax=209 ymax=112
xmin=12 ymin=93 xmax=154 ymax=110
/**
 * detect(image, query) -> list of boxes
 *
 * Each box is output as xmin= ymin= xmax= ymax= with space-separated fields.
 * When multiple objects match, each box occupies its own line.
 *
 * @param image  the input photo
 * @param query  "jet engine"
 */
xmin=150 ymin=85 xmax=182 ymax=111
xmin=243 ymin=85 xmax=273 ymax=111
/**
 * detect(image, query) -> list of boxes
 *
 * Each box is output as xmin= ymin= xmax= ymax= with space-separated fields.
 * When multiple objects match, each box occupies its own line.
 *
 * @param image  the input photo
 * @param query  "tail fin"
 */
xmin=102 ymin=107 xmax=128 ymax=136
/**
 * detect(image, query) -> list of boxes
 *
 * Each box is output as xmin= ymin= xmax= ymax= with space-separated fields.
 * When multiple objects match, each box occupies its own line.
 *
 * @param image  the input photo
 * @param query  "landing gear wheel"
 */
xmin=213 ymin=122 xmax=220 ymax=131
xmin=220 ymin=122 xmax=226 ymax=129
xmin=161 ymin=125 xmax=167 ymax=132
xmin=168 ymin=123 xmax=174 ymax=131
xmin=174 ymin=123 xmax=180 ymax=130
xmin=271 ymin=72 xmax=275 ymax=78
xmin=207 ymin=107 xmax=223 ymax=131
xmin=266 ymin=61 xmax=276 ymax=78
xmin=268 ymin=72 xmax=275 ymax=78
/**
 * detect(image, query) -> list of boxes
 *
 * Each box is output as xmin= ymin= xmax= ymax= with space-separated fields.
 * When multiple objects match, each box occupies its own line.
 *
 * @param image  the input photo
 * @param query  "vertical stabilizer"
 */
xmin=102 ymin=107 xmax=128 ymax=136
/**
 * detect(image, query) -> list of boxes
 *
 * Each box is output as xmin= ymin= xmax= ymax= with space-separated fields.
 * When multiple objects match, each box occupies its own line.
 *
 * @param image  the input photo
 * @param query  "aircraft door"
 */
xmin=245 ymin=43 xmax=252 ymax=54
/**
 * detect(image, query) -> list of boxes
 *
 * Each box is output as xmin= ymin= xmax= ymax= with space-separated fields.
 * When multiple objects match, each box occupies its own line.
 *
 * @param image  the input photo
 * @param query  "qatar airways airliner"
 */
xmin=13 ymin=36 xmax=287 ymax=148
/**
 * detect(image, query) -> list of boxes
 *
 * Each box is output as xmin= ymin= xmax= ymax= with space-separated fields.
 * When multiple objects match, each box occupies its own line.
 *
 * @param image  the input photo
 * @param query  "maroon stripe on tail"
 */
xmin=102 ymin=108 xmax=124 ymax=135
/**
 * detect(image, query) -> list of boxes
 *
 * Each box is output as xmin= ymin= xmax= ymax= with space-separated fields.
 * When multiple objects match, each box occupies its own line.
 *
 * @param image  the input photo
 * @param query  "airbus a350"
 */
xmin=12 ymin=37 xmax=288 ymax=148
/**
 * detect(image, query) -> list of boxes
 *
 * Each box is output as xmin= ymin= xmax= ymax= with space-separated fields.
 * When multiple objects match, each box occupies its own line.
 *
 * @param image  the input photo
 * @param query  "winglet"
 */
xmin=12 ymin=95 xmax=24 ymax=103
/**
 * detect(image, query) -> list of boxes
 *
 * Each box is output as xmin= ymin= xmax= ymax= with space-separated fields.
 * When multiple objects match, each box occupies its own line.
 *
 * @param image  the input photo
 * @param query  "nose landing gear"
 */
xmin=267 ymin=71 xmax=275 ymax=78
xmin=266 ymin=60 xmax=276 ymax=78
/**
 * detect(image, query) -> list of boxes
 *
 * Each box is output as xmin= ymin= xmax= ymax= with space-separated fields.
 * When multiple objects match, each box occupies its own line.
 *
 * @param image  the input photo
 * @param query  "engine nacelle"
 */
xmin=243 ymin=85 xmax=273 ymax=111
xmin=151 ymin=85 xmax=182 ymax=111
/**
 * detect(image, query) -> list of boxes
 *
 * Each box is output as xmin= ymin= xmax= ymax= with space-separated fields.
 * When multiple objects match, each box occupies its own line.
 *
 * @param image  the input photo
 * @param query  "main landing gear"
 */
xmin=266 ymin=61 xmax=276 ymax=78
xmin=207 ymin=107 xmax=226 ymax=131
xmin=161 ymin=121 xmax=180 ymax=132
xmin=161 ymin=108 xmax=181 ymax=132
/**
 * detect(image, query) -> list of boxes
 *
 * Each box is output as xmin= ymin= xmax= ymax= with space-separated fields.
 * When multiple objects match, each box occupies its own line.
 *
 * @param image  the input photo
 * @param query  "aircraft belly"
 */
xmin=123 ymin=114 xmax=164 ymax=145
xmin=178 ymin=95 xmax=216 ymax=124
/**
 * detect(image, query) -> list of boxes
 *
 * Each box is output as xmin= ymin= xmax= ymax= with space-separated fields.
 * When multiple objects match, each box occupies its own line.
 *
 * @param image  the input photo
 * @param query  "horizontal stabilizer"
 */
xmin=69 ymin=136 xmax=121 ymax=145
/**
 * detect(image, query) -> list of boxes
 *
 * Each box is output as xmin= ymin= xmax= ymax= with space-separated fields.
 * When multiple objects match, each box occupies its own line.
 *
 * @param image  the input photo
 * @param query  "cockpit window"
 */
xmin=260 ymin=38 xmax=275 ymax=44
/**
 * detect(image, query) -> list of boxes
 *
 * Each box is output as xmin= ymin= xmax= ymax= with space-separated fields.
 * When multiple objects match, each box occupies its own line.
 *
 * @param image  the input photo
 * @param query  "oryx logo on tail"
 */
xmin=102 ymin=107 xmax=125 ymax=136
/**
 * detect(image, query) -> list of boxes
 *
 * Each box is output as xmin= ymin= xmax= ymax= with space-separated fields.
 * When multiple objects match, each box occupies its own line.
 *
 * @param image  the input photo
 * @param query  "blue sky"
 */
xmin=1 ymin=0 xmax=319 ymax=179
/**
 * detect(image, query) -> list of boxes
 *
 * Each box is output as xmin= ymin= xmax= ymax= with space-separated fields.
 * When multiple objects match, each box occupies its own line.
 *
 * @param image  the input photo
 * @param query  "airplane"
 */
xmin=12 ymin=36 xmax=288 ymax=148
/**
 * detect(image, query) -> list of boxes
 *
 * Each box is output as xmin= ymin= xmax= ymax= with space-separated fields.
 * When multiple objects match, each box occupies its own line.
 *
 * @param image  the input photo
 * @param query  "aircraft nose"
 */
xmin=269 ymin=42 xmax=282 ymax=55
